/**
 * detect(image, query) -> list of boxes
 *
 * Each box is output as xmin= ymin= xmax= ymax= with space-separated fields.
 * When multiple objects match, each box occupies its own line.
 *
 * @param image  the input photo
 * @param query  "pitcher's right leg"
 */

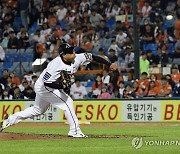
xmin=0 ymin=94 xmax=50 ymax=131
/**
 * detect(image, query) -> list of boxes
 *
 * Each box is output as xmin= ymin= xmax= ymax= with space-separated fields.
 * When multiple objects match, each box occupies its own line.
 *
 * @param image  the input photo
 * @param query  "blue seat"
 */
xmin=168 ymin=43 xmax=175 ymax=54
xmin=3 ymin=62 xmax=13 ymax=69
xmin=5 ymin=54 xmax=20 ymax=62
xmin=163 ymin=20 xmax=175 ymax=31
xmin=29 ymin=22 xmax=38 ymax=34
xmin=106 ymin=19 xmax=116 ymax=29
xmin=59 ymin=21 xmax=68 ymax=29
xmin=21 ymin=54 xmax=34 ymax=62
xmin=144 ymin=44 xmax=158 ymax=55
xmin=87 ymin=81 xmax=94 ymax=87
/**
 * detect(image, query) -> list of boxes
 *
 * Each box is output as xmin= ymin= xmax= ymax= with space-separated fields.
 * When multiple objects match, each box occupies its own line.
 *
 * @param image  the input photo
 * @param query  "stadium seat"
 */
xmin=163 ymin=20 xmax=175 ymax=31
xmin=87 ymin=81 xmax=94 ymax=87
xmin=3 ymin=62 xmax=13 ymax=69
xmin=168 ymin=43 xmax=175 ymax=54
xmin=22 ymin=62 xmax=33 ymax=72
xmin=21 ymin=54 xmax=34 ymax=62
xmin=24 ymin=48 xmax=33 ymax=54
xmin=5 ymin=54 xmax=20 ymax=62
xmin=144 ymin=43 xmax=158 ymax=55
xmin=13 ymin=16 xmax=22 ymax=32
xmin=59 ymin=21 xmax=68 ymax=29
xmin=106 ymin=19 xmax=116 ymax=29
xmin=6 ymin=49 xmax=18 ymax=54
xmin=28 ymin=22 xmax=38 ymax=34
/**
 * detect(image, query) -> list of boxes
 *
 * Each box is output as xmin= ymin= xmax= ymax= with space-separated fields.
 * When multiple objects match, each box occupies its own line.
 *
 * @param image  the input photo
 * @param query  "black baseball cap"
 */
xmin=59 ymin=43 xmax=74 ymax=55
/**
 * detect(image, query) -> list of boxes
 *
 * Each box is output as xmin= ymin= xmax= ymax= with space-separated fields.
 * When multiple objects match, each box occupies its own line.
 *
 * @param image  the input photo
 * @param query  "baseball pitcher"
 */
xmin=0 ymin=42 xmax=117 ymax=138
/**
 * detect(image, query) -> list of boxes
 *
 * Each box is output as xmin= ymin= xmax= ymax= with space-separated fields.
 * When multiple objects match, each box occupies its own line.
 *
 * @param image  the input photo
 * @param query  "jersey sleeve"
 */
xmin=42 ymin=60 xmax=60 ymax=83
xmin=78 ymin=53 xmax=93 ymax=65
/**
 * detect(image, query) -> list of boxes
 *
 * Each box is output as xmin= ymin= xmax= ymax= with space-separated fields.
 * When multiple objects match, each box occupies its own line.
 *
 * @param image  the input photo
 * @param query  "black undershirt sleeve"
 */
xmin=44 ymin=82 xmax=63 ymax=89
xmin=92 ymin=55 xmax=112 ymax=67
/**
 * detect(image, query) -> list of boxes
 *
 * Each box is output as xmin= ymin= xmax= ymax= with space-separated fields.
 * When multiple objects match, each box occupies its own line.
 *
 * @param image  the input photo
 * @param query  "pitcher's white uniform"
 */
xmin=6 ymin=53 xmax=92 ymax=136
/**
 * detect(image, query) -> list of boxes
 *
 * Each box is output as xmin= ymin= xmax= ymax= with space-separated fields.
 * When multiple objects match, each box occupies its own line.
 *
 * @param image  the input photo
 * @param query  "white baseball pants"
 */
xmin=7 ymin=89 xmax=82 ymax=135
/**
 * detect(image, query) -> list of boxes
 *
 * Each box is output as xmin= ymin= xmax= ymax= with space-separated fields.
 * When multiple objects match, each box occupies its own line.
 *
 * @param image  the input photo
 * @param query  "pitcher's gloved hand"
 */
xmin=59 ymin=70 xmax=72 ymax=94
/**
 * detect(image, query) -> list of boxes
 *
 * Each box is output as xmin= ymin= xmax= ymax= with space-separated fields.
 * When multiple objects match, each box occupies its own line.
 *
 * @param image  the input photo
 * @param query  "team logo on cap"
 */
xmin=65 ymin=43 xmax=71 ymax=48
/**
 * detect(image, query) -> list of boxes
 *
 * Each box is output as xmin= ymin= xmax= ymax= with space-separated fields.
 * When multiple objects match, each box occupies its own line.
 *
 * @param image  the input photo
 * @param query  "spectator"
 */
xmin=47 ymin=13 xmax=57 ymax=28
xmin=80 ymin=35 xmax=93 ymax=52
xmin=40 ymin=22 xmax=51 ymax=37
xmin=140 ymin=53 xmax=149 ymax=75
xmin=37 ymin=12 xmax=47 ymax=27
xmin=18 ymin=31 xmax=29 ymax=49
xmin=97 ymin=20 xmax=109 ymax=38
xmin=80 ymin=0 xmax=91 ymax=13
xmin=124 ymin=45 xmax=134 ymax=69
xmin=16 ymin=25 xmax=28 ymax=39
xmin=7 ymin=31 xmax=18 ymax=49
xmin=0 ymin=32 xmax=9 ymax=49
xmin=146 ymin=50 xmax=159 ymax=66
xmin=90 ymin=28 xmax=100 ymax=51
xmin=0 ymin=84 xmax=4 ymax=99
xmin=91 ymin=74 xmax=103 ymax=98
xmin=118 ymin=81 xmax=125 ymax=98
xmin=9 ymin=72 xmax=20 ymax=85
xmin=102 ymin=69 xmax=110 ymax=85
xmin=158 ymin=76 xmax=172 ymax=98
xmin=141 ymin=1 xmax=152 ymax=18
xmin=138 ymin=72 xmax=149 ymax=91
xmin=172 ymin=83 xmax=180 ymax=97
xmin=70 ymin=79 xmax=87 ymax=99
xmin=170 ymin=65 xmax=180 ymax=84
xmin=17 ymin=0 xmax=30 ymax=31
xmin=62 ymin=29 xmax=71 ymax=43
xmin=12 ymin=86 xmax=24 ymax=99
xmin=31 ymin=75 xmax=38 ymax=89
xmin=2 ymin=23 xmax=14 ymax=36
xmin=123 ymin=84 xmax=136 ymax=99
xmin=0 ymin=69 xmax=9 ymax=87
xmin=116 ymin=28 xmax=127 ymax=47
xmin=159 ymin=44 xmax=169 ymax=66
xmin=108 ymin=49 xmax=118 ymax=63
xmin=108 ymin=39 xmax=121 ymax=56
xmin=7 ymin=83 xmax=16 ymax=97
xmin=97 ymin=85 xmax=111 ymax=99
xmin=111 ymin=88 xmax=120 ymax=99
xmin=98 ymin=48 xmax=106 ymax=57
xmin=141 ymin=24 xmax=155 ymax=44
xmin=19 ymin=80 xmax=29 ymax=92
xmin=145 ymin=81 xmax=158 ymax=97
xmin=105 ymin=1 xmax=113 ymax=19
xmin=90 ymin=9 xmax=104 ymax=27
xmin=132 ymin=80 xmax=144 ymax=98
xmin=149 ymin=74 xmax=161 ymax=87
xmin=56 ymin=3 xmax=67 ymax=22
xmin=23 ymin=86 xmax=36 ymax=99
xmin=166 ymin=74 xmax=176 ymax=90
xmin=2 ymin=90 xmax=12 ymax=100
xmin=5 ymin=76 xmax=13 ymax=92
xmin=0 ymin=45 xmax=5 ymax=62
xmin=172 ymin=41 xmax=180 ymax=63
xmin=111 ymin=3 xmax=121 ymax=18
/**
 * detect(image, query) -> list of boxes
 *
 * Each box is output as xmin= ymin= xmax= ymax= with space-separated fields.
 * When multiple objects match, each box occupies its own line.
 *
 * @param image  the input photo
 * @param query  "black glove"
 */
xmin=59 ymin=70 xmax=71 ymax=94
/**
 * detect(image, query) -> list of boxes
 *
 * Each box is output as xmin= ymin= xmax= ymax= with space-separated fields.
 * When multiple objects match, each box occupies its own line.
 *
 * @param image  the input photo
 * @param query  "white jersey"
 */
xmin=34 ymin=53 xmax=92 ymax=93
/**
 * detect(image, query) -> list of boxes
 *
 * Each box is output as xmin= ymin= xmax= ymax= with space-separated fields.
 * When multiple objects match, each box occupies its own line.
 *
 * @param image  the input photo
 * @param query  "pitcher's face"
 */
xmin=63 ymin=52 xmax=76 ymax=63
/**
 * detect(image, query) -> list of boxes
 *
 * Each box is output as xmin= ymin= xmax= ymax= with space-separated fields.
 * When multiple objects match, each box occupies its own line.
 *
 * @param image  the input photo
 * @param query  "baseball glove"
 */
xmin=59 ymin=70 xmax=71 ymax=94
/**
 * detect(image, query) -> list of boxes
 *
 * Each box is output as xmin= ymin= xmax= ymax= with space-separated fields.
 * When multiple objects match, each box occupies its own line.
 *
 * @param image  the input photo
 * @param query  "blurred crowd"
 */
xmin=0 ymin=0 xmax=180 ymax=99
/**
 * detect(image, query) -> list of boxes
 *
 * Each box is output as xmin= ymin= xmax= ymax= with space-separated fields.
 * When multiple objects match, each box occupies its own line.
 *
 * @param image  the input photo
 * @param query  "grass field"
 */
xmin=0 ymin=123 xmax=180 ymax=154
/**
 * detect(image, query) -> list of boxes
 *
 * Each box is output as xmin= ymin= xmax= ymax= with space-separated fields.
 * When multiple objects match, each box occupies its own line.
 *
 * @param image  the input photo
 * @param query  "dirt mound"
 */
xmin=0 ymin=132 xmax=152 ymax=140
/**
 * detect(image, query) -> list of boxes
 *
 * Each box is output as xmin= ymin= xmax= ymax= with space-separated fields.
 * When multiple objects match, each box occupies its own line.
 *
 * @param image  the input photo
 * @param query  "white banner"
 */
xmin=122 ymin=100 xmax=161 ymax=122
xmin=25 ymin=101 xmax=60 ymax=122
